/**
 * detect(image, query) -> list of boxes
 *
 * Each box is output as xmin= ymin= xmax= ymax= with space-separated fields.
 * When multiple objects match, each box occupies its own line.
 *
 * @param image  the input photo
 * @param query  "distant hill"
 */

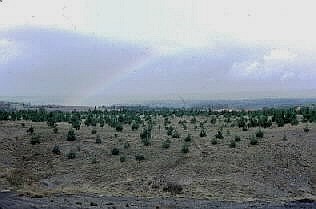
xmin=142 ymin=98 xmax=316 ymax=109
xmin=1 ymin=98 xmax=316 ymax=111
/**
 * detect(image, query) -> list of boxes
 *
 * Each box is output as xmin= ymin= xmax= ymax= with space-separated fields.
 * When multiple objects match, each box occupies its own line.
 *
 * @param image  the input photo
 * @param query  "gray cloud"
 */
xmin=1 ymin=27 xmax=316 ymax=105
xmin=97 ymin=42 xmax=316 ymax=103
xmin=0 ymin=27 xmax=152 ymax=104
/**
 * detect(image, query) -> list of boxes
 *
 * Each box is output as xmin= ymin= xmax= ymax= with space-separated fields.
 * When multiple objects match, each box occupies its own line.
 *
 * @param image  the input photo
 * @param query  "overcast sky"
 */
xmin=1 ymin=0 xmax=316 ymax=105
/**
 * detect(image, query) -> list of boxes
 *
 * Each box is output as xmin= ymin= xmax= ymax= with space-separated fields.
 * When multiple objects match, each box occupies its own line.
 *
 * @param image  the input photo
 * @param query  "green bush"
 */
xmin=234 ymin=135 xmax=241 ymax=142
xmin=190 ymin=117 xmax=197 ymax=124
xmin=282 ymin=133 xmax=287 ymax=141
xmin=211 ymin=138 xmax=217 ymax=145
xmin=229 ymin=140 xmax=236 ymax=148
xmin=67 ymin=150 xmax=76 ymax=159
xmin=184 ymin=134 xmax=192 ymax=142
xmin=255 ymin=129 xmax=264 ymax=138
xmin=91 ymin=129 xmax=97 ymax=134
xmin=91 ymin=156 xmax=97 ymax=164
xmin=303 ymin=125 xmax=310 ymax=132
xmin=30 ymin=135 xmax=40 ymax=145
xmin=67 ymin=129 xmax=76 ymax=141
xmin=249 ymin=135 xmax=258 ymax=145
xmin=181 ymin=143 xmax=189 ymax=153
xmin=124 ymin=142 xmax=130 ymax=149
xmin=135 ymin=154 xmax=145 ymax=161
xmin=27 ymin=126 xmax=34 ymax=134
xmin=215 ymin=130 xmax=224 ymax=139
xmin=291 ymin=118 xmax=299 ymax=126
xmin=163 ymin=182 xmax=183 ymax=194
xmin=53 ymin=127 xmax=58 ymax=134
xmin=210 ymin=117 xmax=216 ymax=124
xmin=99 ymin=120 xmax=105 ymax=128
xmin=171 ymin=130 xmax=180 ymax=138
xmin=162 ymin=139 xmax=171 ymax=149
xmin=276 ymin=118 xmax=285 ymax=127
xmin=116 ymin=124 xmax=123 ymax=132
xmin=52 ymin=145 xmax=61 ymax=155
xmin=199 ymin=129 xmax=207 ymax=137
xmin=95 ymin=135 xmax=101 ymax=144
xmin=142 ymin=137 xmax=151 ymax=146
xmin=111 ymin=148 xmax=120 ymax=155
xmin=120 ymin=155 xmax=126 ymax=162
xmin=140 ymin=128 xmax=151 ymax=139
xmin=131 ymin=122 xmax=139 ymax=131
xmin=166 ymin=126 xmax=174 ymax=136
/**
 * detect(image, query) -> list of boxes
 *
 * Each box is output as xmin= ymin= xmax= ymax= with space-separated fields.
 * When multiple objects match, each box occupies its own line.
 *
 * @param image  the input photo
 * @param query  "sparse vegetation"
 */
xmin=135 ymin=154 xmax=145 ymax=161
xmin=53 ymin=126 xmax=58 ymax=133
xmin=210 ymin=117 xmax=216 ymax=125
xmin=131 ymin=122 xmax=139 ymax=130
xmin=184 ymin=134 xmax=192 ymax=142
xmin=52 ymin=145 xmax=61 ymax=155
xmin=249 ymin=135 xmax=258 ymax=145
xmin=30 ymin=134 xmax=40 ymax=145
xmin=215 ymin=130 xmax=224 ymax=139
xmin=199 ymin=129 xmax=207 ymax=137
xmin=211 ymin=138 xmax=218 ymax=145
xmin=116 ymin=124 xmax=123 ymax=132
xmin=67 ymin=129 xmax=76 ymax=141
xmin=190 ymin=117 xmax=197 ymax=124
xmin=111 ymin=147 xmax=120 ymax=155
xmin=124 ymin=141 xmax=130 ymax=149
xmin=163 ymin=182 xmax=183 ymax=194
xmin=67 ymin=150 xmax=76 ymax=159
xmin=234 ymin=135 xmax=241 ymax=142
xmin=229 ymin=140 xmax=236 ymax=148
xmin=0 ymin=104 xmax=315 ymax=202
xmin=282 ymin=133 xmax=287 ymax=141
xmin=171 ymin=130 xmax=180 ymax=138
xmin=91 ymin=155 xmax=97 ymax=164
xmin=181 ymin=143 xmax=189 ymax=153
xmin=140 ymin=126 xmax=152 ymax=146
xmin=162 ymin=139 xmax=171 ymax=149
xmin=27 ymin=126 xmax=34 ymax=134
xmin=255 ymin=129 xmax=264 ymax=138
xmin=96 ymin=134 xmax=101 ymax=144
xmin=120 ymin=155 xmax=126 ymax=162
xmin=142 ymin=137 xmax=151 ymax=146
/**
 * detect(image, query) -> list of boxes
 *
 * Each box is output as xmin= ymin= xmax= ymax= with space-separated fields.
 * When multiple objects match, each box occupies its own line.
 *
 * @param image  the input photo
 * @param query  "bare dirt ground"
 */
xmin=0 ymin=191 xmax=315 ymax=209
xmin=0 ymin=116 xmax=315 ymax=208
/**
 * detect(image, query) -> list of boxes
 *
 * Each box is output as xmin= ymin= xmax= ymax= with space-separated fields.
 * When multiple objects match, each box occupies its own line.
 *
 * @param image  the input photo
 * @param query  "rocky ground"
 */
xmin=0 ymin=192 xmax=315 ymax=209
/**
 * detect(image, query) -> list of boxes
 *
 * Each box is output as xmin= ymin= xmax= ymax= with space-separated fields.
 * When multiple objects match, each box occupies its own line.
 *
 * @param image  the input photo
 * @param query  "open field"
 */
xmin=0 ymin=107 xmax=315 ymax=208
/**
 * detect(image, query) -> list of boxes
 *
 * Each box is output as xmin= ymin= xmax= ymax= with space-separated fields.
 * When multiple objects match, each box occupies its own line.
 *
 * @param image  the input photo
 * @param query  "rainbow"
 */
xmin=63 ymin=52 xmax=156 ymax=105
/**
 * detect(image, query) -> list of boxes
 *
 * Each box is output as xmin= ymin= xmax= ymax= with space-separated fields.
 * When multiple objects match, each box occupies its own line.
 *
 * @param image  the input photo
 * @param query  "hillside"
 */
xmin=0 ymin=107 xmax=315 ymax=205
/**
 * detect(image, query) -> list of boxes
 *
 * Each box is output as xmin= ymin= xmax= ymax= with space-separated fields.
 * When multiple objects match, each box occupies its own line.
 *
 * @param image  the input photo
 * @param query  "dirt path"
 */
xmin=0 ymin=192 xmax=314 ymax=209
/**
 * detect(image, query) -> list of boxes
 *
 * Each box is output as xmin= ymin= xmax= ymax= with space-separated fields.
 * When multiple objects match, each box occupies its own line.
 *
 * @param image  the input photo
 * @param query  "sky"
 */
xmin=1 ymin=0 xmax=316 ymax=105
